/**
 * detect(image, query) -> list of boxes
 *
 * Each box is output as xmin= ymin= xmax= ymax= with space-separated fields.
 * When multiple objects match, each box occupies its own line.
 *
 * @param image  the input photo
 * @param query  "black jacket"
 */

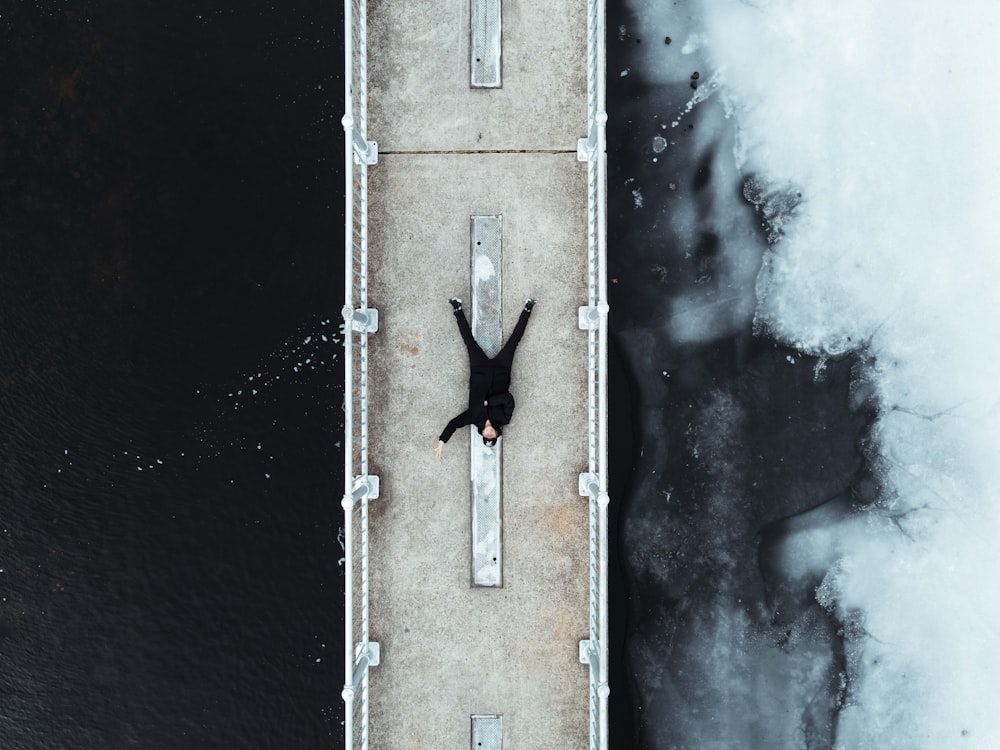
xmin=438 ymin=364 xmax=516 ymax=442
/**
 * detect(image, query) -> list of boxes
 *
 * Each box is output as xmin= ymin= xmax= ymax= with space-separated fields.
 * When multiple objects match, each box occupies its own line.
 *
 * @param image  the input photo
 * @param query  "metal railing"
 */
xmin=342 ymin=0 xmax=379 ymax=748
xmin=576 ymin=0 xmax=609 ymax=749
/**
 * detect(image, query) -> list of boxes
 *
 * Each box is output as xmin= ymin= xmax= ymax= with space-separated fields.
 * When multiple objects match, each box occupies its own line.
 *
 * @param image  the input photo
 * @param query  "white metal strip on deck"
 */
xmin=470 ymin=0 xmax=502 ymax=88
xmin=471 ymin=215 xmax=502 ymax=356
xmin=471 ymin=714 xmax=503 ymax=749
xmin=471 ymin=215 xmax=503 ymax=588
xmin=471 ymin=435 xmax=502 ymax=586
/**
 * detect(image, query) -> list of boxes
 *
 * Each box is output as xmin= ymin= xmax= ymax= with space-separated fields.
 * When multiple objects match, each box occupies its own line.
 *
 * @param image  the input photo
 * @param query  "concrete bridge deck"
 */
xmin=363 ymin=0 xmax=593 ymax=746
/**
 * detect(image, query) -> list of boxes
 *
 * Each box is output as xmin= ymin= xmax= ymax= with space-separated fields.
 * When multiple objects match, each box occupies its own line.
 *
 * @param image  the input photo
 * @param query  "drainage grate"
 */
xmin=471 ymin=215 xmax=503 ymax=588
xmin=471 ymin=714 xmax=503 ymax=750
xmin=470 ymin=0 xmax=502 ymax=88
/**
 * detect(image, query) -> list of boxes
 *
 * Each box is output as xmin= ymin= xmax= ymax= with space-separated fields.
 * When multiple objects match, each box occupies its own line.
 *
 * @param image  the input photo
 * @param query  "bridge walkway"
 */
xmin=363 ymin=0 xmax=592 ymax=747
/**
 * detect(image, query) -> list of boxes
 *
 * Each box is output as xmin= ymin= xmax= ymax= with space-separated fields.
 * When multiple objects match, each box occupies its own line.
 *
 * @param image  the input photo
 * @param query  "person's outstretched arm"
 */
xmin=436 ymin=410 xmax=470 ymax=457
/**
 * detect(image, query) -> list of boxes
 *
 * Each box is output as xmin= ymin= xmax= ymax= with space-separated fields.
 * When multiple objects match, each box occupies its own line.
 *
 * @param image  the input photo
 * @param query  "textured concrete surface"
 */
xmin=365 ymin=1 xmax=592 ymax=745
xmin=368 ymin=0 xmax=587 ymax=152
xmin=367 ymin=152 xmax=590 ymax=748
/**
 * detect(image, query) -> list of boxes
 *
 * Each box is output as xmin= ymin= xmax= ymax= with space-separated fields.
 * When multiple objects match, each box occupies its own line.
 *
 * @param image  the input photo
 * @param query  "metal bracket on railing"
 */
xmin=342 ymin=304 xmax=380 ymax=333
xmin=356 ymin=639 xmax=381 ymax=668
xmin=578 ymin=302 xmax=608 ymax=331
xmin=577 ymin=110 xmax=608 ymax=162
xmin=578 ymin=306 xmax=599 ymax=331
xmin=342 ymin=475 xmax=381 ymax=510
xmin=342 ymin=114 xmax=379 ymax=166
xmin=580 ymin=640 xmax=610 ymax=699
xmin=579 ymin=472 xmax=600 ymax=499
xmin=342 ymin=641 xmax=381 ymax=702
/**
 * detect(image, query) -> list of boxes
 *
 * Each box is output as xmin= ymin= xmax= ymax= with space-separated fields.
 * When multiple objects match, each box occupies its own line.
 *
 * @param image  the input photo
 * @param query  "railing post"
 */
xmin=349 ymin=305 xmax=380 ymax=334
xmin=577 ymin=110 xmax=608 ymax=162
xmin=579 ymin=472 xmax=600 ymax=499
xmin=349 ymin=475 xmax=381 ymax=505
xmin=343 ymin=113 xmax=379 ymax=166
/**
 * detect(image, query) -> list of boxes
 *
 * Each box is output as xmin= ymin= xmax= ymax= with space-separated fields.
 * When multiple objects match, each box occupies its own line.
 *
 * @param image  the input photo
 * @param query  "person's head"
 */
xmin=481 ymin=421 xmax=500 ymax=446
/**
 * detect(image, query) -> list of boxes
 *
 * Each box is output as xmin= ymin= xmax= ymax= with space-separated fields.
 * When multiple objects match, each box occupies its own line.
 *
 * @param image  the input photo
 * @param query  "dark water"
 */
xmin=2 ymin=3 xmax=345 ymax=748
xmin=606 ymin=2 xmax=881 ymax=748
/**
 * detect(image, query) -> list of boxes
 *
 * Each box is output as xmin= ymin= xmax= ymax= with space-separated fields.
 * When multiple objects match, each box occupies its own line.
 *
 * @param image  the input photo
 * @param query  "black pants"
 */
xmin=454 ymin=308 xmax=530 ymax=369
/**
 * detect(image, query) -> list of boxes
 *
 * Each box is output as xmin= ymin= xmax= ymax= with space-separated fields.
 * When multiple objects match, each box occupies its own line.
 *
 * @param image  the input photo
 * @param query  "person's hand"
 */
xmin=434 ymin=440 xmax=444 ymax=460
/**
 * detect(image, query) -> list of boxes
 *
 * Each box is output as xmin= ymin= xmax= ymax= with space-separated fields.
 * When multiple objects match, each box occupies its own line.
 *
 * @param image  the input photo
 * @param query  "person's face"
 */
xmin=483 ymin=421 xmax=498 ymax=440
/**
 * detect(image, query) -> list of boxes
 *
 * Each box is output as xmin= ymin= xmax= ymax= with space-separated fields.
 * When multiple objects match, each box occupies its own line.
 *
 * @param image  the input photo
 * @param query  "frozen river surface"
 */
xmin=608 ymin=1 xmax=1000 ymax=748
